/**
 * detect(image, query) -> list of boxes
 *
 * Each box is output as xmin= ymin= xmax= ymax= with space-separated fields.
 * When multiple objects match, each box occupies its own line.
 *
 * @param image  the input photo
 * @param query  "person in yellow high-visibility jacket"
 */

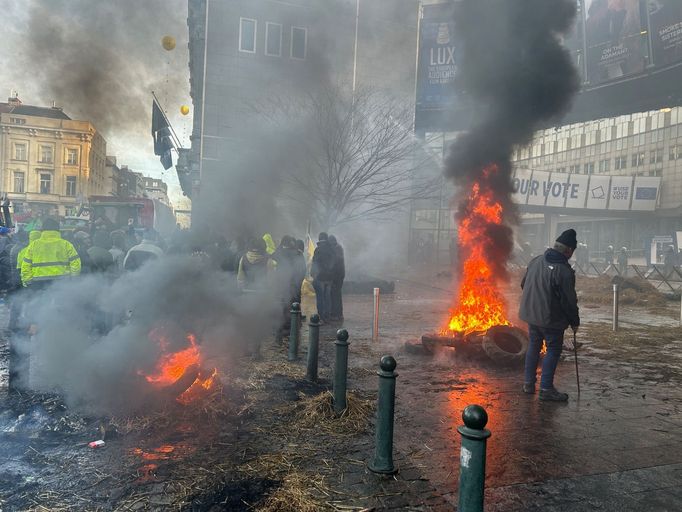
xmin=21 ymin=218 xmax=81 ymax=288
xmin=16 ymin=230 xmax=42 ymax=274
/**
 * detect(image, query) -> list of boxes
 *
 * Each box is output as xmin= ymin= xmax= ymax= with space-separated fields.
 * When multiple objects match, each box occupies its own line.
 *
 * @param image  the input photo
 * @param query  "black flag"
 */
xmin=152 ymin=100 xmax=174 ymax=169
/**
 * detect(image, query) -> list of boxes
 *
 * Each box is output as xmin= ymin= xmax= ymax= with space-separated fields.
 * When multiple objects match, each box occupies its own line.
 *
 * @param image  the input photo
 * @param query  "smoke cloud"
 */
xmin=445 ymin=0 xmax=579 ymax=269
xmin=2 ymin=0 xmax=190 ymax=181
xmin=15 ymin=257 xmax=279 ymax=415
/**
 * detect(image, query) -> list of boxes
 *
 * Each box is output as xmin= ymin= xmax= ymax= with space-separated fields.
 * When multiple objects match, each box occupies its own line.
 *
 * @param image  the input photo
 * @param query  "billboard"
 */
xmin=562 ymin=1 xmax=587 ymax=82
xmin=415 ymin=3 xmax=458 ymax=113
xmin=584 ymin=0 xmax=646 ymax=85
xmin=511 ymin=170 xmax=660 ymax=211
xmin=649 ymin=0 xmax=682 ymax=67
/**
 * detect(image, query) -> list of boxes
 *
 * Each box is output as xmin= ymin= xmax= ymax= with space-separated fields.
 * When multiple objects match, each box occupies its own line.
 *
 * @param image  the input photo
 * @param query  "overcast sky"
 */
xmin=0 ymin=0 xmax=192 ymax=208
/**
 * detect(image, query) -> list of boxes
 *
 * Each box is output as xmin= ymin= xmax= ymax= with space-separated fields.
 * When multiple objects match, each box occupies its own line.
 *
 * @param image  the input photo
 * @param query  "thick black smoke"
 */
xmin=445 ymin=0 xmax=579 ymax=271
xmin=17 ymin=0 xmax=188 ymax=154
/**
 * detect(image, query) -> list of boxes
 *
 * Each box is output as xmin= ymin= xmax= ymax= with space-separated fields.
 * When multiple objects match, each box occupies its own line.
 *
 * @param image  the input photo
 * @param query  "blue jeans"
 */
xmin=313 ymin=280 xmax=332 ymax=321
xmin=524 ymin=324 xmax=564 ymax=390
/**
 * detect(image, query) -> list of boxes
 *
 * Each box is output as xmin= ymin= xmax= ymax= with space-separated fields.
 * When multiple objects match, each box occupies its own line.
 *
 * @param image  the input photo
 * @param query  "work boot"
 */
xmin=522 ymin=383 xmax=535 ymax=394
xmin=539 ymin=387 xmax=569 ymax=402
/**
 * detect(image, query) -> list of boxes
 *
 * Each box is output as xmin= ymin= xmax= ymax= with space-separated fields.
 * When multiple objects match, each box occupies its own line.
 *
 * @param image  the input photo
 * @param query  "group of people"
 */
xmin=604 ymin=244 xmax=629 ymax=276
xmin=233 ymin=231 xmax=345 ymax=325
xmin=0 ymin=217 xmax=168 ymax=294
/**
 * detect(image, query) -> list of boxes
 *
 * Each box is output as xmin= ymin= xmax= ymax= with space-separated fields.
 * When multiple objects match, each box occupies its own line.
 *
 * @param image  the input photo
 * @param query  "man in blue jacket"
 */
xmin=519 ymin=229 xmax=580 ymax=401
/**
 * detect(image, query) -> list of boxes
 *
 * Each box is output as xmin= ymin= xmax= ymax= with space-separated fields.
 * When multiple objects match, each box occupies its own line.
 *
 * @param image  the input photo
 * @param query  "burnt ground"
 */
xmin=1 ymin=275 xmax=682 ymax=511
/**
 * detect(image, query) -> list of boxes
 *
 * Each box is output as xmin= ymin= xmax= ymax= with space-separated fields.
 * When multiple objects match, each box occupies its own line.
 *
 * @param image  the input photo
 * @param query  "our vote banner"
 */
xmin=511 ymin=170 xmax=659 ymax=212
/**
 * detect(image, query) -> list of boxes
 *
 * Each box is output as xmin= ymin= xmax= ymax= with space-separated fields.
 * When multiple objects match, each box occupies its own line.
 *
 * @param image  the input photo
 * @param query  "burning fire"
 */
xmin=445 ymin=166 xmax=511 ymax=335
xmin=141 ymin=327 xmax=218 ymax=403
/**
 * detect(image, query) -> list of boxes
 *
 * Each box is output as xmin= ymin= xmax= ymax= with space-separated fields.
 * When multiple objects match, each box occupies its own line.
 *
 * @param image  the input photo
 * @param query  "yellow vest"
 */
xmin=21 ymin=230 xmax=81 ymax=285
xmin=16 ymin=231 xmax=42 ymax=270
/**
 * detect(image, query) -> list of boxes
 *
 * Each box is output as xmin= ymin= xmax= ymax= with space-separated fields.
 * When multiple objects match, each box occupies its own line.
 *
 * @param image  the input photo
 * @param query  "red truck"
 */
xmin=88 ymin=196 xmax=176 ymax=237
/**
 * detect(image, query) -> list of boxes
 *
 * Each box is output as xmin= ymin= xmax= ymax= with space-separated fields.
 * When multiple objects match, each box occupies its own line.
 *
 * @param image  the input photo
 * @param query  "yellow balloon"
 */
xmin=180 ymin=105 xmax=190 ymax=115
xmin=162 ymin=35 xmax=176 ymax=51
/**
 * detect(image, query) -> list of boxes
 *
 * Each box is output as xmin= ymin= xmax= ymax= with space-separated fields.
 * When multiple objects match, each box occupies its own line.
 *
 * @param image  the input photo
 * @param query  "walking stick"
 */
xmin=573 ymin=330 xmax=580 ymax=395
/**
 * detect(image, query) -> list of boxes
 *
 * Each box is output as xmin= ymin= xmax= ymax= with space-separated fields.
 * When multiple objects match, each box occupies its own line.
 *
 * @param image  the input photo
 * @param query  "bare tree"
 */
xmin=256 ymin=85 xmax=441 ymax=230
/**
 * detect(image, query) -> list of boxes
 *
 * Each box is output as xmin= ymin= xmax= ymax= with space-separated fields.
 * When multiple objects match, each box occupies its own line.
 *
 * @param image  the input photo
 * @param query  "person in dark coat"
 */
xmin=328 ymin=235 xmax=345 ymax=322
xmin=519 ymin=229 xmax=580 ymax=402
xmin=663 ymin=245 xmax=677 ymax=277
xmin=311 ymin=232 xmax=336 ymax=322
xmin=0 ymin=228 xmax=15 ymax=291
xmin=87 ymin=231 xmax=115 ymax=273
xmin=72 ymin=231 xmax=94 ymax=273
xmin=272 ymin=235 xmax=307 ymax=338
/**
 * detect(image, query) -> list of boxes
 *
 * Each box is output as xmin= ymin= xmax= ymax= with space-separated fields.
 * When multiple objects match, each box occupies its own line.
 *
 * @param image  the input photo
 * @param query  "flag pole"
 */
xmin=151 ymin=91 xmax=183 ymax=149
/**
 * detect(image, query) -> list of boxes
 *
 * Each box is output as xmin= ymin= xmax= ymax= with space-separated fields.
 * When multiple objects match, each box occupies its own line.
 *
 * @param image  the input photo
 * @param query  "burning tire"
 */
xmin=481 ymin=325 xmax=528 ymax=365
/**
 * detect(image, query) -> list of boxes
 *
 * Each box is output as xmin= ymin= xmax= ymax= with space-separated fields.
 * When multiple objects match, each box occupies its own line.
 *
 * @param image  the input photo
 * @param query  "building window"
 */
xmin=584 ymin=162 xmax=595 ymax=174
xmin=265 ymin=22 xmax=282 ymax=57
xmin=631 ymin=152 xmax=645 ymax=167
xmin=40 ymin=173 xmax=52 ymax=194
xmin=14 ymin=143 xmax=27 ymax=161
xmin=291 ymin=27 xmax=307 ymax=60
xmin=569 ymin=164 xmax=580 ymax=173
xmin=669 ymin=145 xmax=681 ymax=161
xmin=39 ymin=145 xmax=53 ymax=164
xmin=66 ymin=148 xmax=79 ymax=165
xmin=598 ymin=159 xmax=610 ymax=173
xmin=239 ymin=18 xmax=257 ymax=53
xmin=10 ymin=117 xmax=25 ymax=125
xmin=14 ymin=172 xmax=24 ymax=193
xmin=615 ymin=155 xmax=627 ymax=169
xmin=66 ymin=176 xmax=77 ymax=196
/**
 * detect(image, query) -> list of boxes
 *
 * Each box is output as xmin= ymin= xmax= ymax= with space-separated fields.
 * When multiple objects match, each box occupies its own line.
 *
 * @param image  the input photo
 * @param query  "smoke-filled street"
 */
xmin=3 ymin=0 xmax=682 ymax=510
xmin=1 ymin=277 xmax=682 ymax=510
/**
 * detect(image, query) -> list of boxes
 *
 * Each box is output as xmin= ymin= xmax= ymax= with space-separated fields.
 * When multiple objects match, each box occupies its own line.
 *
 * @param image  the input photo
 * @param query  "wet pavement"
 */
xmin=326 ymin=276 xmax=682 ymax=510
xmin=0 ymin=276 xmax=681 ymax=510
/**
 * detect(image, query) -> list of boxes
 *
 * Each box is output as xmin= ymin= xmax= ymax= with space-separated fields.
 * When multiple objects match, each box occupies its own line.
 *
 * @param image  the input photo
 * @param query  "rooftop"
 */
xmin=0 ymin=102 xmax=72 ymax=120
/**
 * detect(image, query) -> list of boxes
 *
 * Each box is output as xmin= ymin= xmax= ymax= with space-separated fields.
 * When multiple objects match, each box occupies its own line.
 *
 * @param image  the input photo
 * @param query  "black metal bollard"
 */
xmin=333 ymin=329 xmax=350 ymax=414
xmin=368 ymin=355 xmax=398 ymax=474
xmin=288 ymin=302 xmax=301 ymax=361
xmin=306 ymin=314 xmax=321 ymax=381
xmin=457 ymin=405 xmax=492 ymax=512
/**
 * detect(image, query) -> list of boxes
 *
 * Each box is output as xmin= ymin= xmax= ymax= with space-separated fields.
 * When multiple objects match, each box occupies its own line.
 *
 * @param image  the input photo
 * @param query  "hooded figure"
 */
xmin=87 ymin=231 xmax=115 ymax=272
xmin=519 ymin=228 xmax=580 ymax=402
xmin=237 ymin=237 xmax=273 ymax=290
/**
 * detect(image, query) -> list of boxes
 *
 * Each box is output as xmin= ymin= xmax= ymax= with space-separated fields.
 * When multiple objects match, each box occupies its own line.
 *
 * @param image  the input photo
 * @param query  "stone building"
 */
xmin=142 ymin=176 xmax=171 ymax=206
xmin=0 ymin=95 xmax=108 ymax=217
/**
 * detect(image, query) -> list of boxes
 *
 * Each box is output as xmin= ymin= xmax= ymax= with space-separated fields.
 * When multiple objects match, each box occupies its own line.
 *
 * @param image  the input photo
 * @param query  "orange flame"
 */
xmin=142 ymin=328 xmax=218 ymax=403
xmin=144 ymin=330 xmax=202 ymax=386
xmin=445 ymin=167 xmax=510 ymax=335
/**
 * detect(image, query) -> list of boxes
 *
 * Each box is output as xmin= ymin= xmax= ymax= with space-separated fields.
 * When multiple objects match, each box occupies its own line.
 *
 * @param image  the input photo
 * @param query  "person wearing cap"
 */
xmin=20 ymin=218 xmax=81 ymax=288
xmin=519 ymin=228 xmax=580 ymax=402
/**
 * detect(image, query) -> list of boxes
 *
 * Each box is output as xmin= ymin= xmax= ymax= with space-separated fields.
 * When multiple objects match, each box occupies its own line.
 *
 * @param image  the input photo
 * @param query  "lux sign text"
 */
xmin=430 ymin=46 xmax=455 ymax=65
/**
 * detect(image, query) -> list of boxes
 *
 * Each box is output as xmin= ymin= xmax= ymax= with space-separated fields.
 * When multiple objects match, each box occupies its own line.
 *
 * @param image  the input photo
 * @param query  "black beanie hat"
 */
xmin=556 ymin=229 xmax=577 ymax=250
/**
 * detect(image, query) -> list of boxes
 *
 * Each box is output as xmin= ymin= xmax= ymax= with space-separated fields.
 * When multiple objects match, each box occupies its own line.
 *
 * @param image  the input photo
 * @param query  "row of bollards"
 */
xmin=288 ymin=303 xmax=490 ymax=511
